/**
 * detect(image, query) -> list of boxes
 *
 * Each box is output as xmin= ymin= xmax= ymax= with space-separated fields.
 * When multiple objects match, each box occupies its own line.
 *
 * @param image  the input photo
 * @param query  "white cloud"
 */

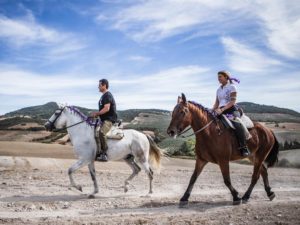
xmin=99 ymin=0 xmax=249 ymax=43
xmin=110 ymin=65 xmax=216 ymax=110
xmin=1 ymin=63 xmax=299 ymax=114
xmin=254 ymin=0 xmax=300 ymax=59
xmin=128 ymin=55 xmax=152 ymax=63
xmin=221 ymin=37 xmax=281 ymax=73
xmin=0 ymin=14 xmax=86 ymax=57
xmin=97 ymin=0 xmax=300 ymax=61
xmin=0 ymin=66 xmax=94 ymax=97
xmin=0 ymin=15 xmax=61 ymax=46
xmin=0 ymin=64 xmax=215 ymax=112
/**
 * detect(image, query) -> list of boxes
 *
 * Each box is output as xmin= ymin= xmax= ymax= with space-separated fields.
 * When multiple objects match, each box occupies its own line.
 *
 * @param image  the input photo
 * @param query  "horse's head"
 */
xmin=167 ymin=93 xmax=192 ymax=138
xmin=44 ymin=104 xmax=67 ymax=131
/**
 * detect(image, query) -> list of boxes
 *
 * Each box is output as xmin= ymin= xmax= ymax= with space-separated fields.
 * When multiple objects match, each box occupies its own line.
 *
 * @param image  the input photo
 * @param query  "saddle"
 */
xmin=221 ymin=114 xmax=254 ymax=129
xmin=106 ymin=120 xmax=124 ymax=140
xmin=220 ymin=113 xmax=254 ymax=140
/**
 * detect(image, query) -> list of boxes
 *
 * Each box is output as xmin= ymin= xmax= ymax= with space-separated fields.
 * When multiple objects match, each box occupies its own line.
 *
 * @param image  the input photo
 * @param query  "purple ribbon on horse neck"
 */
xmin=229 ymin=77 xmax=240 ymax=84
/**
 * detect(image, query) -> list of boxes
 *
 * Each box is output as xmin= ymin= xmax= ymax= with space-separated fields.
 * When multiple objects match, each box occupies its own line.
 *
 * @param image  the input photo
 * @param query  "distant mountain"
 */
xmin=238 ymin=102 xmax=300 ymax=117
xmin=4 ymin=102 xmax=170 ymax=122
xmin=4 ymin=102 xmax=59 ymax=119
xmin=3 ymin=101 xmax=300 ymax=123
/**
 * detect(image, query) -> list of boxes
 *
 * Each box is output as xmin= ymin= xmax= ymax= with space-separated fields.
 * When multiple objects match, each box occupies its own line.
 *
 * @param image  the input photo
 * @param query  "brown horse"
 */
xmin=167 ymin=93 xmax=279 ymax=206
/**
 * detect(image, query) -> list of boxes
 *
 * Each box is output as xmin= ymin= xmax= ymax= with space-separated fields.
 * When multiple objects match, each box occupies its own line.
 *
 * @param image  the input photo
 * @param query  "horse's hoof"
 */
xmin=77 ymin=185 xmax=83 ymax=192
xmin=242 ymin=198 xmax=249 ymax=204
xmin=268 ymin=192 xmax=275 ymax=201
xmin=233 ymin=199 xmax=241 ymax=205
xmin=124 ymin=187 xmax=128 ymax=193
xmin=88 ymin=194 xmax=95 ymax=199
xmin=179 ymin=201 xmax=189 ymax=208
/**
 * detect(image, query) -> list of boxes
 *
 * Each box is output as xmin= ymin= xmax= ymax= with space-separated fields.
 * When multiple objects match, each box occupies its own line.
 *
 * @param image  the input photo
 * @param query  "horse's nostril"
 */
xmin=169 ymin=130 xmax=175 ymax=136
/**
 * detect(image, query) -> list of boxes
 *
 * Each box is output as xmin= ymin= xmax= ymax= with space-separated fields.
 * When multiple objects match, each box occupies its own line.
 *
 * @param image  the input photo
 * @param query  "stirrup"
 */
xmin=96 ymin=153 xmax=108 ymax=162
xmin=239 ymin=147 xmax=250 ymax=157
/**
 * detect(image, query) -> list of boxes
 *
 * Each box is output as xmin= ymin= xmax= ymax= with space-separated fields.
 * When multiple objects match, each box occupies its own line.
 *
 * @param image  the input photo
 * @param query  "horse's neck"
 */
xmin=64 ymin=111 xmax=94 ymax=141
xmin=65 ymin=110 xmax=81 ymax=126
xmin=188 ymin=104 xmax=214 ymax=138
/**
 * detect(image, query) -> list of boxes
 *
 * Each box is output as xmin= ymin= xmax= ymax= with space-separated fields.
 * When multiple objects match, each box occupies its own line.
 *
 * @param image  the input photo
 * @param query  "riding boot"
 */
xmin=232 ymin=121 xmax=250 ymax=157
xmin=96 ymin=132 xmax=108 ymax=162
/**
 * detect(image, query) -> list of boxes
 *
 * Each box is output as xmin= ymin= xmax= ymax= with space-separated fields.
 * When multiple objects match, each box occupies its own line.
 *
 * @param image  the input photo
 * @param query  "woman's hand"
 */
xmin=215 ymin=108 xmax=223 ymax=115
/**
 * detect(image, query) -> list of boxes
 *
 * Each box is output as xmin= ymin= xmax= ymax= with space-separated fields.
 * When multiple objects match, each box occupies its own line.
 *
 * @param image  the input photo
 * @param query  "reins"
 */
xmin=48 ymin=106 xmax=95 ymax=132
xmin=179 ymin=120 xmax=214 ymax=138
xmin=52 ymin=119 xmax=89 ymax=132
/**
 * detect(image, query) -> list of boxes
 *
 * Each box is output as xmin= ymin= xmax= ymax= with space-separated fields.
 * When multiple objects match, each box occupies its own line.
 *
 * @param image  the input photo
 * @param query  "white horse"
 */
xmin=44 ymin=104 xmax=163 ymax=198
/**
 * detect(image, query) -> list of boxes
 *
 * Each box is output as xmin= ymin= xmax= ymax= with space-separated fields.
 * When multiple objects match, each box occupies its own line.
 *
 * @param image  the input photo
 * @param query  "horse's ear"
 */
xmin=177 ymin=96 xmax=182 ymax=104
xmin=181 ymin=93 xmax=187 ymax=104
xmin=57 ymin=102 xmax=63 ymax=108
xmin=57 ymin=102 xmax=67 ymax=109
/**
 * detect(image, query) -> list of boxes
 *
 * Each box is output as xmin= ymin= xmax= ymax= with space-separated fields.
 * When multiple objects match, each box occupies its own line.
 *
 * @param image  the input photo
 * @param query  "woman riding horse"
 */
xmin=167 ymin=90 xmax=279 ymax=206
xmin=213 ymin=71 xmax=250 ymax=157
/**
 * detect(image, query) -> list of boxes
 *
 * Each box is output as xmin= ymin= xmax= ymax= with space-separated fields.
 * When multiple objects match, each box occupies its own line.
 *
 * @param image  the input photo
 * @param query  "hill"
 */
xmin=1 ymin=101 xmax=300 ymax=131
xmin=3 ymin=102 xmax=170 ymax=123
xmin=4 ymin=102 xmax=59 ymax=119
xmin=238 ymin=102 xmax=300 ymax=117
xmin=239 ymin=102 xmax=300 ymax=122
xmin=1 ymin=101 xmax=300 ymax=157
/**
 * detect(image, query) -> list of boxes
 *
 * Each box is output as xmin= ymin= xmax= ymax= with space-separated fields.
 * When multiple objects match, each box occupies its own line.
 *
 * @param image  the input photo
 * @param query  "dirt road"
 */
xmin=0 ymin=142 xmax=299 ymax=224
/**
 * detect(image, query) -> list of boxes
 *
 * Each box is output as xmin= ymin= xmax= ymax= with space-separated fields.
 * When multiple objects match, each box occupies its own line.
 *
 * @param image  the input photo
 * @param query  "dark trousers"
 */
xmin=220 ymin=106 xmax=246 ymax=148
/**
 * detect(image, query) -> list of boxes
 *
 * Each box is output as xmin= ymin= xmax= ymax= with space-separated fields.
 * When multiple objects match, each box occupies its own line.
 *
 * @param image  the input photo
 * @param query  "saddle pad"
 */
xmin=106 ymin=127 xmax=124 ymax=140
xmin=222 ymin=114 xmax=254 ymax=129
xmin=240 ymin=114 xmax=254 ymax=128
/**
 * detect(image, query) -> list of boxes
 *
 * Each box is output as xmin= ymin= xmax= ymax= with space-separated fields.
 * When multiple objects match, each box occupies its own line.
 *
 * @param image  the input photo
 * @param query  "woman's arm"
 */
xmin=212 ymin=96 xmax=219 ymax=110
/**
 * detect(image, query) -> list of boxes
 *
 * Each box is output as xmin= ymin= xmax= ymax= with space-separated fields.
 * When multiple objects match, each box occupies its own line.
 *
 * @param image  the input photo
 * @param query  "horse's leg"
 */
xmin=87 ymin=162 xmax=98 ymax=198
xmin=123 ymin=155 xmax=141 ymax=193
xmin=219 ymin=161 xmax=241 ymax=205
xmin=242 ymin=161 xmax=262 ymax=203
xmin=260 ymin=164 xmax=275 ymax=201
xmin=140 ymin=161 xmax=154 ymax=194
xmin=68 ymin=159 xmax=87 ymax=192
xmin=134 ymin=148 xmax=154 ymax=194
xmin=179 ymin=158 xmax=207 ymax=207
xmin=249 ymin=156 xmax=275 ymax=201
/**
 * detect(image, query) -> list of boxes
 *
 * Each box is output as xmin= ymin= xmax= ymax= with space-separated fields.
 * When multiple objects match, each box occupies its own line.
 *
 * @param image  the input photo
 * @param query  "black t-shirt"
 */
xmin=98 ymin=91 xmax=117 ymax=123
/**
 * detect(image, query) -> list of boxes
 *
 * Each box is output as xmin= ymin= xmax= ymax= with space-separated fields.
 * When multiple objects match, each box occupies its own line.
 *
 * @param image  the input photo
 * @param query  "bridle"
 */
xmin=178 ymin=120 xmax=214 ymax=138
xmin=47 ymin=107 xmax=88 ymax=132
xmin=46 ymin=107 xmax=65 ymax=130
xmin=173 ymin=105 xmax=215 ymax=138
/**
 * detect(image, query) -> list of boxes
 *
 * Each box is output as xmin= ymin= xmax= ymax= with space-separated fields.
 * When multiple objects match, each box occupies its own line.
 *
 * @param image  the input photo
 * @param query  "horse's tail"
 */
xmin=264 ymin=131 xmax=279 ymax=168
xmin=146 ymin=135 xmax=164 ymax=170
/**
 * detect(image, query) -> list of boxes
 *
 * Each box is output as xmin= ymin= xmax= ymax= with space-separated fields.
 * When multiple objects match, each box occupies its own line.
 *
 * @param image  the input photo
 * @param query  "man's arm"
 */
xmin=90 ymin=103 xmax=111 ymax=117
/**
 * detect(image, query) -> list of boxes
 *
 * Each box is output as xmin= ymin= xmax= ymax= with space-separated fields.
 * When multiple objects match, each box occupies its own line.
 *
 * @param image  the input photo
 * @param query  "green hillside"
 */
xmin=4 ymin=102 xmax=170 ymax=122
xmin=4 ymin=102 xmax=59 ymax=119
xmin=238 ymin=102 xmax=300 ymax=117
xmin=1 ymin=101 xmax=300 ymax=157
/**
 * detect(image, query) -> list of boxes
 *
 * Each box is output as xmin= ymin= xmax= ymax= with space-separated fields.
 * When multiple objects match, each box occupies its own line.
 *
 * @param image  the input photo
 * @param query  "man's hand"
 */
xmin=90 ymin=112 xmax=99 ymax=118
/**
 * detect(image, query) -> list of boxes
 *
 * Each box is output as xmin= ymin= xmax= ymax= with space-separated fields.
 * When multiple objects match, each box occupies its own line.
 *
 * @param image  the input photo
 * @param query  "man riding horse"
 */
xmin=90 ymin=79 xmax=117 ymax=162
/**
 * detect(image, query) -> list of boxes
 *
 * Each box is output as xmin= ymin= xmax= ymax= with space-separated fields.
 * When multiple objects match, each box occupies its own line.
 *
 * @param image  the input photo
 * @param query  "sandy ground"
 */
xmin=0 ymin=142 xmax=300 ymax=224
xmin=0 ymin=131 xmax=51 ymax=142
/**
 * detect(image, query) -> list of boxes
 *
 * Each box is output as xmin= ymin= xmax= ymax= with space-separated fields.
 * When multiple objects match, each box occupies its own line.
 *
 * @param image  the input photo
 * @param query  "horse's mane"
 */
xmin=66 ymin=106 xmax=100 ymax=127
xmin=188 ymin=101 xmax=218 ymax=119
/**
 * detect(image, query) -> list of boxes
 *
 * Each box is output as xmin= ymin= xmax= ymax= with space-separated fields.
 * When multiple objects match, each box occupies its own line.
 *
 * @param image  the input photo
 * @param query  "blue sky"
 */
xmin=0 ymin=0 xmax=300 ymax=115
